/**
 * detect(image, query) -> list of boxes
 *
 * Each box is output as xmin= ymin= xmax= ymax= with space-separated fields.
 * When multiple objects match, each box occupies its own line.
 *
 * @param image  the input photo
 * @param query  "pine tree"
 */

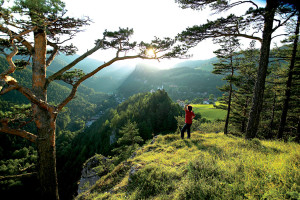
xmin=230 ymin=41 xmax=259 ymax=134
xmin=278 ymin=14 xmax=300 ymax=139
xmin=212 ymin=36 xmax=240 ymax=134
xmin=175 ymin=0 xmax=298 ymax=139
xmin=112 ymin=121 xmax=143 ymax=163
xmin=0 ymin=1 xmax=186 ymax=199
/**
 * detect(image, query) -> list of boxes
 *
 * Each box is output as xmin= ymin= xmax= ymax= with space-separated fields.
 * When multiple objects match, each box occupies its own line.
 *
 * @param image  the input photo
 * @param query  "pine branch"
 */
xmin=0 ymin=25 xmax=33 ymax=52
xmin=56 ymin=55 xmax=144 ymax=111
xmin=45 ymin=39 xmax=103 ymax=87
xmin=0 ymin=172 xmax=37 ymax=181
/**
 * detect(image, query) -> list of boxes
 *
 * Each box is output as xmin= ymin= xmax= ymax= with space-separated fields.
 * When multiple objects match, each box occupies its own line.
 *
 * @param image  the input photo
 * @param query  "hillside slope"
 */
xmin=118 ymin=63 xmax=224 ymax=100
xmin=76 ymin=132 xmax=300 ymax=200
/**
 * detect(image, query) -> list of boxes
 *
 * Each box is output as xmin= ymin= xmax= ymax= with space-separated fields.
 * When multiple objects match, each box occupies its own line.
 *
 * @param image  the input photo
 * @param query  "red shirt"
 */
xmin=185 ymin=109 xmax=195 ymax=124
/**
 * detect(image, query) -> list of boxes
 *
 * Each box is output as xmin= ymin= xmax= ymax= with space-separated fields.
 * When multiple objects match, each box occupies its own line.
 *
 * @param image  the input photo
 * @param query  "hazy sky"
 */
xmin=63 ymin=0 xmax=267 ymax=68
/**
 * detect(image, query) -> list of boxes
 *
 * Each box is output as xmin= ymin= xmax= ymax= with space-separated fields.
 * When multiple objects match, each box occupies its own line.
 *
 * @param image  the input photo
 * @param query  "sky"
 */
xmin=63 ymin=0 xmax=268 ymax=68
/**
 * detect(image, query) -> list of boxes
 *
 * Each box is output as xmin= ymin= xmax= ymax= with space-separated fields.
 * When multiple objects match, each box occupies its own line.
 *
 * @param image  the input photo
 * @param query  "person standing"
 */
xmin=181 ymin=104 xmax=195 ymax=139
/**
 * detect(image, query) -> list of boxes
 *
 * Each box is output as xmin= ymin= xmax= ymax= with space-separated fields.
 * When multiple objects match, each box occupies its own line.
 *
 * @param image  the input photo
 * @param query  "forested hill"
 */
xmin=172 ymin=57 xmax=218 ymax=71
xmin=76 ymin=132 xmax=300 ymax=200
xmin=0 ymin=55 xmax=118 ymax=200
xmin=118 ymin=62 xmax=224 ymax=100
xmin=48 ymin=53 xmax=222 ymax=97
xmin=56 ymin=90 xmax=183 ymax=199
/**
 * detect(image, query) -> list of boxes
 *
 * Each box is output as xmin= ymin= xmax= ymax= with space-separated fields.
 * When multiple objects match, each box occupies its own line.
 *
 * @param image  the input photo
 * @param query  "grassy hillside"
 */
xmin=76 ymin=132 xmax=300 ymax=200
xmin=192 ymin=103 xmax=227 ymax=121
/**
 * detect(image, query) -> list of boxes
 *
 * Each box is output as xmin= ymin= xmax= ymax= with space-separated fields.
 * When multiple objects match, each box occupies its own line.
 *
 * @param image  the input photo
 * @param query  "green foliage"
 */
xmin=0 ymin=55 xmax=117 ymax=199
xmin=0 ymin=145 xmax=39 ymax=199
xmin=112 ymin=121 xmax=143 ymax=163
xmin=56 ymin=69 xmax=85 ymax=85
xmin=57 ymin=90 xmax=182 ymax=199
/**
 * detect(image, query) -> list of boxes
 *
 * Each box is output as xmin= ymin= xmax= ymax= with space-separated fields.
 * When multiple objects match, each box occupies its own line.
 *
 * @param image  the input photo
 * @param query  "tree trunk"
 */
xmin=296 ymin=117 xmax=300 ymax=143
xmin=241 ymin=96 xmax=249 ymax=133
xmin=32 ymin=28 xmax=59 ymax=200
xmin=245 ymin=0 xmax=278 ymax=139
xmin=224 ymin=84 xmax=232 ymax=135
xmin=35 ymin=110 xmax=58 ymax=200
xmin=278 ymin=14 xmax=300 ymax=139
xmin=268 ymin=92 xmax=277 ymax=139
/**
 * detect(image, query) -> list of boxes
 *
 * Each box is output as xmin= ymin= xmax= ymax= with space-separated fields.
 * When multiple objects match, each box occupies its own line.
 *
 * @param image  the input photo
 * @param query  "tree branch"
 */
xmin=0 ymin=79 xmax=53 ymax=112
xmin=0 ymin=120 xmax=37 ymax=143
xmin=45 ymin=40 xmax=103 ymax=87
xmin=46 ymin=41 xmax=59 ymax=67
xmin=56 ymin=55 xmax=146 ymax=111
xmin=0 ymin=36 xmax=18 ymax=77
xmin=216 ymin=1 xmax=259 ymax=13
xmin=0 ymin=25 xmax=33 ymax=52
xmin=0 ymin=172 xmax=37 ymax=181
xmin=214 ymin=32 xmax=262 ymax=42
xmin=272 ymin=11 xmax=297 ymax=32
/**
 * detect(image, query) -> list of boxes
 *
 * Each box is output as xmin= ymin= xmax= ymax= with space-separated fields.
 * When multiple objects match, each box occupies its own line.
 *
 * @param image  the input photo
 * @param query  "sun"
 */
xmin=146 ymin=48 xmax=156 ymax=58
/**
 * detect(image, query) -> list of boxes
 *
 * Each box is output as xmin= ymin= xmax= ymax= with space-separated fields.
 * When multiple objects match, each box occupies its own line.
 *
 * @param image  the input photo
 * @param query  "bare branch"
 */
xmin=56 ymin=55 xmax=140 ymax=111
xmin=0 ymin=120 xmax=37 ymax=143
xmin=0 ymin=172 xmax=37 ymax=181
xmin=271 ymin=33 xmax=289 ymax=40
xmin=56 ymin=52 xmax=163 ymax=111
xmin=0 ymin=36 xmax=18 ymax=77
xmin=46 ymin=41 xmax=59 ymax=67
xmin=0 ymin=79 xmax=53 ymax=112
xmin=217 ymin=1 xmax=259 ymax=13
xmin=46 ymin=40 xmax=103 ymax=87
xmin=272 ymin=11 xmax=297 ymax=32
xmin=231 ymin=1 xmax=258 ymax=10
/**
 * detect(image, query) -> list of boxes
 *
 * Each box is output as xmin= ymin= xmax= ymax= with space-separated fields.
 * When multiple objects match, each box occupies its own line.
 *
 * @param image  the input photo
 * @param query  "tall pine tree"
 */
xmin=0 ymin=1 xmax=187 ymax=199
xmin=175 ymin=0 xmax=298 ymax=139
xmin=212 ymin=36 xmax=240 ymax=135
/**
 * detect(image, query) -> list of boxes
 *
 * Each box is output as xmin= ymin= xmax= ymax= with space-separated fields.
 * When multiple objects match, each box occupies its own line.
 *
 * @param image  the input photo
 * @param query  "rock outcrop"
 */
xmin=77 ymin=154 xmax=113 ymax=195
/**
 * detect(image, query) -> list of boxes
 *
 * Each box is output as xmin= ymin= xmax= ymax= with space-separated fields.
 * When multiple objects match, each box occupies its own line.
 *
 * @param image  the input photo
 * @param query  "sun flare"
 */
xmin=146 ymin=48 xmax=156 ymax=58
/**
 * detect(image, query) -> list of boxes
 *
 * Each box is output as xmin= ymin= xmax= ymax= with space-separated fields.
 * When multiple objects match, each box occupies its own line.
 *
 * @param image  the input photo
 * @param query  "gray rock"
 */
xmin=128 ymin=164 xmax=142 ymax=183
xmin=77 ymin=154 xmax=112 ymax=195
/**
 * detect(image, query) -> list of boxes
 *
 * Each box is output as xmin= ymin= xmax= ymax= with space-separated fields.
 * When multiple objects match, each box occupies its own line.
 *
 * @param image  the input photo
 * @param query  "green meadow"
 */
xmin=191 ymin=103 xmax=226 ymax=121
xmin=77 ymin=132 xmax=300 ymax=200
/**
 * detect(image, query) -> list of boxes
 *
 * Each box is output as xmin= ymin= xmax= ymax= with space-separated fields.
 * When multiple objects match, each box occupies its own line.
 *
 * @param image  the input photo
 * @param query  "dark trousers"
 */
xmin=181 ymin=123 xmax=192 ymax=139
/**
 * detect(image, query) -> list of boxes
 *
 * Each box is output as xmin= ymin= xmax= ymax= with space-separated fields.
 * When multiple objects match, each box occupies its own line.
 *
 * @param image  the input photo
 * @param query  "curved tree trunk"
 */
xmin=245 ymin=0 xmax=278 ymax=139
xmin=32 ymin=28 xmax=59 ymax=200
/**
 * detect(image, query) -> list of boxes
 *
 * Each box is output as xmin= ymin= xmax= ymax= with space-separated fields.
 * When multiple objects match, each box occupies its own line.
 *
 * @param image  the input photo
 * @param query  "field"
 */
xmin=191 ymin=103 xmax=226 ymax=121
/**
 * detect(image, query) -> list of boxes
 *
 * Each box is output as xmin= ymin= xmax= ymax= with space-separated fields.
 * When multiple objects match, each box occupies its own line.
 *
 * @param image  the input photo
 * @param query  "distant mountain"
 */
xmin=47 ymin=54 xmax=135 ymax=93
xmin=173 ymin=57 xmax=218 ymax=71
xmin=48 ymin=54 xmax=104 ymax=74
xmin=117 ymin=61 xmax=223 ymax=101
xmin=25 ymin=52 xmax=222 ymax=96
